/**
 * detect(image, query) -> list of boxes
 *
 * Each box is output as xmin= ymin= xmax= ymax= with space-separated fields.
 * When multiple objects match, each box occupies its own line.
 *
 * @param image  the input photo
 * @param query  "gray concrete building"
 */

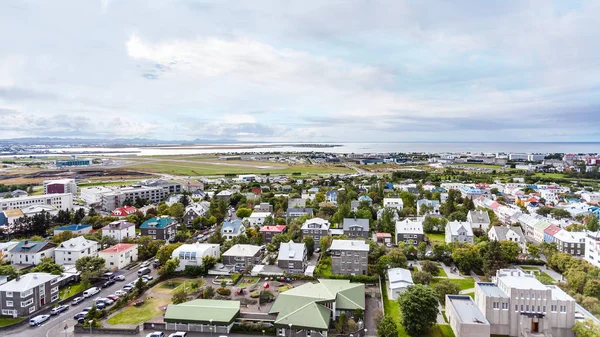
xmin=343 ymin=218 xmax=370 ymax=239
xmin=330 ymin=240 xmax=369 ymax=276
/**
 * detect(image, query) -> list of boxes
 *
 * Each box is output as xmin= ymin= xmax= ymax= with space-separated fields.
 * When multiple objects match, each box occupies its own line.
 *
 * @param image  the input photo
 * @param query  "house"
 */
xmin=277 ymin=240 xmax=307 ymax=274
xmin=53 ymin=224 xmax=93 ymax=236
xmin=584 ymin=231 xmax=600 ymax=268
xmin=395 ymin=219 xmax=425 ymax=246
xmin=445 ymin=221 xmax=474 ymax=244
xmin=164 ymin=299 xmax=240 ymax=334
xmin=182 ymin=202 xmax=210 ymax=226
xmin=301 ymin=218 xmax=330 ymax=242
xmin=488 ymin=226 xmax=526 ymax=251
xmin=10 ymin=241 xmax=57 ymax=266
xmin=172 ymin=243 xmax=220 ymax=271
xmin=0 ymin=209 xmax=24 ymax=226
xmin=110 ymin=206 xmax=137 ymax=217
xmin=325 ymin=190 xmax=338 ymax=203
xmin=254 ymin=202 xmax=274 ymax=212
xmin=552 ymin=230 xmax=586 ymax=256
xmin=259 ymin=225 xmax=286 ymax=243
xmin=417 ymin=199 xmax=440 ymax=215
xmin=342 ymin=218 xmax=370 ymax=239
xmin=288 ymin=198 xmax=306 ymax=208
xmin=221 ymin=219 xmax=246 ymax=240
xmin=216 ymin=190 xmax=233 ymax=201
xmin=269 ymin=279 xmax=364 ymax=337
xmin=374 ymin=232 xmax=392 ymax=244
xmin=543 ymin=225 xmax=562 ymax=243
xmin=475 ymin=269 xmax=577 ymax=337
xmin=0 ymin=242 xmax=18 ymax=262
xmin=387 ymin=268 xmax=414 ymax=299
xmin=246 ymin=212 xmax=272 ymax=226
xmin=286 ymin=208 xmax=314 ymax=221
xmin=101 ymin=220 xmax=136 ymax=242
xmin=446 ymin=295 xmax=490 ymax=337
xmin=0 ymin=273 xmax=61 ymax=317
xmin=54 ymin=236 xmax=99 ymax=266
xmin=467 ymin=210 xmax=491 ymax=232
xmin=140 ymin=216 xmax=178 ymax=242
xmin=330 ymin=239 xmax=369 ymax=275
xmin=383 ymin=198 xmax=404 ymax=210
xmin=222 ymin=244 xmax=262 ymax=271
xmin=98 ymin=243 xmax=138 ymax=270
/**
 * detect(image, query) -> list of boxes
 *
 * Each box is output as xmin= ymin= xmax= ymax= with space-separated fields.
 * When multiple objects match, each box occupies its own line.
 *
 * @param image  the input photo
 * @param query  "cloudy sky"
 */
xmin=1 ymin=0 xmax=599 ymax=142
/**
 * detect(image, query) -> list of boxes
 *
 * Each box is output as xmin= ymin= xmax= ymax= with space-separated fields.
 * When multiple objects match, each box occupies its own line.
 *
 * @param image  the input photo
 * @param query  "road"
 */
xmin=6 ymin=262 xmax=157 ymax=337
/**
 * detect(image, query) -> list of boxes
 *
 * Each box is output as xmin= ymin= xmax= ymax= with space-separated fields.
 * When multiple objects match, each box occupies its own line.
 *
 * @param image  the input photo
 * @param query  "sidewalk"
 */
xmin=519 ymin=265 xmax=564 ymax=282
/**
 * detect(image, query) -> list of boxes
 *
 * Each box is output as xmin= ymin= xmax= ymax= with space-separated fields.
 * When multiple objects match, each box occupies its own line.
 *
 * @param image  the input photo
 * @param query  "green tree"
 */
xmin=302 ymin=236 xmax=315 ymax=258
xmin=159 ymin=258 xmax=179 ymax=277
xmin=172 ymin=287 xmax=188 ymax=304
xmin=398 ymin=285 xmax=439 ymax=336
xmin=583 ymin=280 xmax=600 ymax=298
xmin=572 ymin=319 xmax=600 ymax=337
xmin=536 ymin=207 xmax=552 ymax=217
xmin=433 ymin=279 xmax=460 ymax=303
xmin=169 ymin=203 xmax=185 ymax=219
xmin=135 ymin=236 xmax=163 ymax=260
xmin=585 ymin=214 xmax=600 ymax=232
xmin=31 ymin=257 xmax=64 ymax=275
xmin=527 ymin=243 xmax=541 ymax=260
xmin=550 ymin=208 xmax=571 ymax=220
xmin=76 ymin=256 xmax=106 ymax=286
xmin=236 ymin=208 xmax=253 ymax=218
xmin=156 ymin=242 xmax=183 ymax=264
xmin=420 ymin=261 xmax=439 ymax=275
xmin=52 ymin=230 xmax=74 ymax=244
xmin=378 ymin=208 xmax=395 ymax=234
xmin=377 ymin=316 xmax=398 ymax=337
xmin=483 ymin=240 xmax=507 ymax=275
xmin=453 ymin=245 xmax=482 ymax=274
xmin=412 ymin=271 xmax=433 ymax=285
xmin=500 ymin=240 xmax=521 ymax=263
xmin=417 ymin=241 xmax=428 ymax=259
xmin=271 ymin=233 xmax=291 ymax=249
xmin=203 ymin=285 xmax=215 ymax=299
xmin=0 ymin=265 xmax=18 ymax=280
xmin=387 ymin=248 xmax=408 ymax=268
xmin=202 ymin=255 xmax=217 ymax=272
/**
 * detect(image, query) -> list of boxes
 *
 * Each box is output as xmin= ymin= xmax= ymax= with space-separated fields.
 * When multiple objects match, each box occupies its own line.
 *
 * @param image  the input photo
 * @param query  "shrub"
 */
xmin=217 ymin=288 xmax=231 ymax=296
xmin=250 ymin=291 xmax=260 ymax=298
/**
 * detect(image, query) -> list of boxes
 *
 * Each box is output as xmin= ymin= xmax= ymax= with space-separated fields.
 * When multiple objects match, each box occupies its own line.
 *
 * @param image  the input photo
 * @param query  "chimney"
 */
xmin=16 ymin=274 xmax=20 ymax=281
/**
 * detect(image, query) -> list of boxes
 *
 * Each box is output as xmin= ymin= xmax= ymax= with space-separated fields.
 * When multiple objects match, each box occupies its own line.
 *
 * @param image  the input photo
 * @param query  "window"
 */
xmin=521 ymin=305 xmax=524 ymax=311
xmin=551 ymin=305 xmax=557 ymax=312
xmin=502 ymin=303 xmax=508 ymax=310
xmin=526 ymin=305 xmax=529 ymax=311
xmin=51 ymin=294 xmax=59 ymax=301
xmin=515 ymin=305 xmax=518 ymax=311
xmin=5 ymin=301 xmax=13 ymax=307
xmin=493 ymin=302 xmax=499 ymax=309
xmin=560 ymin=305 xmax=567 ymax=313
xmin=21 ymin=298 xmax=33 ymax=307
xmin=21 ymin=289 xmax=33 ymax=297
xmin=29 ymin=306 xmax=35 ymax=313
xmin=5 ymin=292 xmax=12 ymax=298
xmin=543 ymin=306 xmax=546 ymax=312
xmin=51 ymin=286 xmax=58 ymax=294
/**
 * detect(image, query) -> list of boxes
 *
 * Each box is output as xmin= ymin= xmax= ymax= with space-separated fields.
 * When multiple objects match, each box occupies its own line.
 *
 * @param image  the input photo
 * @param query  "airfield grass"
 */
xmin=127 ymin=162 xmax=353 ymax=176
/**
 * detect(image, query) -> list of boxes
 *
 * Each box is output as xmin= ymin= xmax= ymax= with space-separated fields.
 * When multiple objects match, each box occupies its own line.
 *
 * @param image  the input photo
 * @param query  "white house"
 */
xmin=0 ymin=242 xmax=18 ymax=262
xmin=246 ymin=212 xmax=272 ymax=226
xmin=101 ymin=220 xmax=136 ymax=242
xmin=383 ymin=198 xmax=404 ymax=210
xmin=467 ymin=210 xmax=491 ymax=232
xmin=98 ymin=243 xmax=138 ymax=270
xmin=488 ymin=226 xmax=526 ymax=252
xmin=581 ymin=192 xmax=600 ymax=203
xmin=445 ymin=221 xmax=474 ymax=244
xmin=172 ymin=243 xmax=220 ymax=271
xmin=54 ymin=236 xmax=99 ymax=266
xmin=387 ymin=268 xmax=414 ymax=299
xmin=10 ymin=241 xmax=56 ymax=266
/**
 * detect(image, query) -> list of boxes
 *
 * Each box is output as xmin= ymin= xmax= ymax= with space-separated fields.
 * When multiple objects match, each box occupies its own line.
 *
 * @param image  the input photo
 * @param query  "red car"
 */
xmin=107 ymin=295 xmax=120 ymax=301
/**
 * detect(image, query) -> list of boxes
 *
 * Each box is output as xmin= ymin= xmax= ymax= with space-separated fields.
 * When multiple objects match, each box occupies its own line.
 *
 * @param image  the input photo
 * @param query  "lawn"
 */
xmin=238 ymin=276 xmax=260 ymax=287
xmin=60 ymin=282 xmax=86 ymax=300
xmin=315 ymin=256 xmax=333 ymax=277
xmin=426 ymin=233 xmax=446 ymax=245
xmin=435 ymin=265 xmax=448 ymax=277
xmin=430 ymin=277 xmax=475 ymax=291
xmin=520 ymin=266 xmax=539 ymax=271
xmin=464 ymin=292 xmax=474 ymax=299
xmin=106 ymin=297 xmax=171 ymax=325
xmin=153 ymin=278 xmax=204 ymax=295
xmin=0 ymin=316 xmax=25 ymax=327
xmin=536 ymin=272 xmax=556 ymax=285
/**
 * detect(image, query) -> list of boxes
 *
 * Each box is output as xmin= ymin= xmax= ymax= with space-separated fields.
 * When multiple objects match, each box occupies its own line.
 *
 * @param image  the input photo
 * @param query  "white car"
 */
xmin=29 ymin=314 xmax=50 ymax=326
xmin=168 ymin=332 xmax=187 ymax=337
xmin=142 ymin=275 xmax=153 ymax=281
xmin=114 ymin=275 xmax=126 ymax=281
xmin=114 ymin=290 xmax=127 ymax=296
xmin=146 ymin=332 xmax=165 ymax=337
xmin=140 ymin=261 xmax=151 ymax=268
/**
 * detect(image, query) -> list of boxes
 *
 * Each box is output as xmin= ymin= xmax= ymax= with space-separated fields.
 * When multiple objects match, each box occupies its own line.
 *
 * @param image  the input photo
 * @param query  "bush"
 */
xmin=183 ymin=265 xmax=205 ymax=277
xmin=420 ymin=261 xmax=440 ymax=275
xmin=259 ymin=290 xmax=275 ymax=304
xmin=217 ymin=288 xmax=231 ymax=296
xmin=231 ymin=272 xmax=243 ymax=284
xmin=250 ymin=291 xmax=260 ymax=298
xmin=239 ymin=297 xmax=258 ymax=306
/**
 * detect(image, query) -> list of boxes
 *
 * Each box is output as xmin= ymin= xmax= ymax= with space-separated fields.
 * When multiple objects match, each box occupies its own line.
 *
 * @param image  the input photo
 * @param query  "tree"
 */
xmin=320 ymin=236 xmax=333 ymax=252
xmin=423 ymin=216 xmax=447 ymax=233
xmin=398 ymin=285 xmax=439 ymax=336
xmin=302 ymin=236 xmax=315 ymax=258
xmin=536 ymin=207 xmax=552 ymax=217
xmin=203 ymin=285 xmax=215 ymax=299
xmin=378 ymin=208 xmax=395 ymax=234
xmin=202 ymin=255 xmax=217 ymax=272
xmin=76 ymin=256 xmax=106 ymax=286
xmin=169 ymin=203 xmax=185 ymax=219
xmin=412 ymin=271 xmax=433 ymax=285
xmin=334 ymin=312 xmax=350 ymax=334
xmin=433 ymin=279 xmax=460 ymax=303
xmin=500 ymin=240 xmax=521 ymax=263
xmin=52 ymin=230 xmax=74 ymax=244
xmin=271 ymin=233 xmax=291 ymax=249
xmin=387 ymin=248 xmax=408 ymax=268
xmin=483 ymin=240 xmax=507 ymax=275
xmin=156 ymin=243 xmax=183 ymax=264
xmin=527 ymin=243 xmax=540 ymax=260
xmin=236 ymin=208 xmax=253 ymax=218
xmin=583 ymin=280 xmax=600 ymax=298
xmin=585 ymin=214 xmax=600 ymax=232
xmin=159 ymin=258 xmax=179 ymax=277
xmin=135 ymin=236 xmax=163 ymax=260
xmin=0 ymin=265 xmax=18 ymax=280
xmin=31 ymin=257 xmax=64 ymax=275
xmin=417 ymin=241 xmax=427 ymax=259
xmin=453 ymin=245 xmax=482 ymax=274
xmin=420 ymin=261 xmax=439 ymax=275
xmin=172 ymin=287 xmax=188 ymax=304
xmin=377 ymin=316 xmax=398 ymax=337
xmin=572 ymin=319 xmax=600 ymax=337
xmin=550 ymin=208 xmax=571 ymax=220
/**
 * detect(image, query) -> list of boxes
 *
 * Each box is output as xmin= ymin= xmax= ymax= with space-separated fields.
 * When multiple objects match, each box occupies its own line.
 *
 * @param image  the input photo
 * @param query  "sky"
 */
xmin=1 ymin=0 xmax=600 ymax=142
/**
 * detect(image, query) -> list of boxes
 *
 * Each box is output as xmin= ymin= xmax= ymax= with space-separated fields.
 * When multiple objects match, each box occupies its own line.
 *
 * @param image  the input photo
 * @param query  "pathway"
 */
xmin=519 ymin=265 xmax=564 ymax=282
xmin=440 ymin=263 xmax=465 ymax=279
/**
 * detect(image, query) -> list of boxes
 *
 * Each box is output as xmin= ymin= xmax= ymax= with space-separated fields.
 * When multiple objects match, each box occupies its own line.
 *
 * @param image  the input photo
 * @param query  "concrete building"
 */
xmin=10 ymin=241 xmax=56 ymax=266
xmin=140 ymin=216 xmax=178 ymax=242
xmin=80 ymin=186 xmax=113 ymax=205
xmin=467 ymin=210 xmax=491 ymax=232
xmin=301 ymin=217 xmax=330 ymax=242
xmin=446 ymin=295 xmax=490 ymax=337
xmin=246 ymin=211 xmax=272 ymax=226
xmin=387 ymin=268 xmax=413 ymax=299
xmin=342 ymin=218 xmax=370 ymax=239
xmin=172 ymin=243 xmax=220 ymax=271
xmin=254 ymin=202 xmax=274 ymax=212
xmin=475 ymin=269 xmax=576 ymax=337
xmin=584 ymin=231 xmax=600 ymax=268
xmin=330 ymin=240 xmax=369 ymax=276
xmin=99 ymin=243 xmax=138 ymax=270
xmin=552 ymin=230 xmax=586 ymax=256
xmin=277 ymin=240 xmax=307 ymax=274
xmin=101 ymin=183 xmax=181 ymax=211
xmin=446 ymin=221 xmax=474 ymax=244
xmin=54 ymin=236 xmax=98 ymax=266
xmin=383 ymin=198 xmax=404 ymax=210
xmin=222 ymin=244 xmax=262 ymax=271
xmin=259 ymin=225 xmax=286 ymax=243
xmin=0 ymin=193 xmax=72 ymax=211
xmin=395 ymin=219 xmax=425 ymax=246
xmin=0 ymin=273 xmax=61 ymax=317
xmin=101 ymin=220 xmax=136 ymax=242
xmin=43 ymin=179 xmax=77 ymax=195
xmin=286 ymin=208 xmax=314 ymax=221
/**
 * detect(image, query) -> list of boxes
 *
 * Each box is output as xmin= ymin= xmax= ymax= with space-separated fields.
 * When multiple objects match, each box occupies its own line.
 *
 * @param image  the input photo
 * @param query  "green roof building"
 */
xmin=269 ymin=279 xmax=365 ymax=336
xmin=164 ymin=299 xmax=240 ymax=334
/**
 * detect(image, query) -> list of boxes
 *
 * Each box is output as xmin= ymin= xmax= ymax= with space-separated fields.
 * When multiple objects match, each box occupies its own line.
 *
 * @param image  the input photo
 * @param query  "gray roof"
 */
xmin=0 ymin=273 xmax=59 ymax=292
xmin=446 ymin=295 xmax=490 ymax=325
xmin=329 ymin=239 xmax=369 ymax=252
xmin=278 ymin=240 xmax=306 ymax=262
xmin=489 ymin=226 xmax=524 ymax=241
xmin=387 ymin=268 xmax=413 ymax=287
xmin=102 ymin=220 xmax=135 ymax=231
xmin=287 ymin=208 xmax=314 ymax=216
xmin=222 ymin=244 xmax=261 ymax=257
xmin=343 ymin=218 xmax=369 ymax=231
xmin=468 ymin=210 xmax=491 ymax=224
xmin=476 ymin=282 xmax=509 ymax=298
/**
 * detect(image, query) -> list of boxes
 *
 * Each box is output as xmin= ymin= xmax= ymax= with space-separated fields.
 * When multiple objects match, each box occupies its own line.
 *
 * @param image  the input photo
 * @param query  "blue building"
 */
xmin=53 ymin=224 xmax=92 ymax=235
xmin=55 ymin=159 xmax=91 ymax=167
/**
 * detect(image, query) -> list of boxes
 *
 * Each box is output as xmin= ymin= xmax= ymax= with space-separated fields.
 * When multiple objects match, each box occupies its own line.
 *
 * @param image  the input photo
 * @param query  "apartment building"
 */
xmin=99 ymin=243 xmax=138 ymax=270
xmin=222 ymin=244 xmax=262 ymax=271
xmin=246 ymin=212 xmax=272 ymax=226
xmin=342 ymin=218 xmax=370 ymax=239
xmin=43 ymin=179 xmax=77 ymax=195
xmin=259 ymin=225 xmax=286 ymax=243
xmin=552 ymin=230 xmax=586 ymax=256
xmin=0 ymin=273 xmax=61 ymax=317
xmin=140 ymin=216 xmax=178 ymax=241
xmin=383 ymin=198 xmax=404 ymax=210
xmin=172 ymin=243 xmax=220 ymax=271
xmin=101 ymin=220 xmax=136 ymax=242
xmin=301 ymin=217 xmax=330 ymax=242
xmin=0 ymin=193 xmax=73 ymax=211
xmin=474 ymin=269 xmax=576 ymax=337
xmin=395 ymin=219 xmax=425 ymax=245
xmin=54 ymin=236 xmax=98 ymax=266
xmin=329 ymin=240 xmax=369 ymax=276
xmin=584 ymin=231 xmax=600 ymax=268
xmin=277 ymin=240 xmax=307 ymax=274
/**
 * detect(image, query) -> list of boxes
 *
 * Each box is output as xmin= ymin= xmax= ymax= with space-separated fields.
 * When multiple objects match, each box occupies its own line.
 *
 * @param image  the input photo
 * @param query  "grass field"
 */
xmin=436 ymin=266 xmax=448 ymax=277
xmin=520 ymin=266 xmax=539 ymax=271
xmin=0 ymin=316 xmax=25 ymax=327
xmin=153 ymin=278 xmax=204 ymax=295
xmin=106 ymin=297 xmax=171 ymax=325
xmin=426 ymin=233 xmax=446 ymax=245
xmin=430 ymin=277 xmax=475 ymax=291
xmin=315 ymin=256 xmax=333 ymax=277
xmin=60 ymin=282 xmax=86 ymax=300
xmin=78 ymin=180 xmax=143 ymax=188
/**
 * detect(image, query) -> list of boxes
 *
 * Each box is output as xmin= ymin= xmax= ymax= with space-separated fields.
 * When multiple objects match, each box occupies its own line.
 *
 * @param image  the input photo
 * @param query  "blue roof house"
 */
xmin=53 ymin=224 xmax=93 ymax=236
xmin=221 ymin=219 xmax=246 ymax=240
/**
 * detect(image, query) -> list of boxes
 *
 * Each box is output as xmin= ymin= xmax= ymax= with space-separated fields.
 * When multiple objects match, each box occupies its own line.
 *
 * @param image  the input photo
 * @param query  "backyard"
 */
xmin=430 ymin=277 xmax=475 ymax=291
xmin=60 ymin=282 xmax=86 ymax=300
xmin=106 ymin=297 xmax=171 ymax=325
xmin=426 ymin=233 xmax=446 ymax=245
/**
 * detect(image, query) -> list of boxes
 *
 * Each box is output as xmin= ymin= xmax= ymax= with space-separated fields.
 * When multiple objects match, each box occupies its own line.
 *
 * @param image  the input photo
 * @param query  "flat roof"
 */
xmin=330 ymin=239 xmax=369 ymax=251
xmin=476 ymin=282 xmax=509 ymax=298
xmin=447 ymin=295 xmax=490 ymax=325
xmin=499 ymin=275 xmax=547 ymax=291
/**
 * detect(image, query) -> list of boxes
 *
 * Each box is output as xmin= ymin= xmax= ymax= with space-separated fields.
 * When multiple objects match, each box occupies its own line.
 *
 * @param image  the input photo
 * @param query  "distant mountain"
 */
xmin=0 ymin=137 xmax=247 ymax=146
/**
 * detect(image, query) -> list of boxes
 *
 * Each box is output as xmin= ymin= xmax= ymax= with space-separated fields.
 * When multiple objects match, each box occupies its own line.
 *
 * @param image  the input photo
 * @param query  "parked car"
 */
xmin=142 ymin=275 xmax=153 ymax=281
xmin=123 ymin=285 xmax=133 ymax=293
xmin=114 ymin=274 xmax=126 ymax=281
xmin=102 ymin=272 xmax=115 ymax=279
xmin=96 ymin=302 xmax=106 ymax=310
xmin=107 ymin=294 xmax=120 ymax=301
xmin=83 ymin=287 xmax=100 ymax=298
xmin=29 ymin=314 xmax=50 ymax=326
xmin=82 ymin=306 xmax=92 ymax=313
xmin=146 ymin=332 xmax=165 ymax=337
xmin=71 ymin=297 xmax=84 ymax=305
xmin=168 ymin=332 xmax=187 ymax=337
xmin=140 ymin=260 xmax=151 ymax=268
xmin=51 ymin=305 xmax=69 ymax=315
xmin=73 ymin=312 xmax=87 ymax=320
xmin=102 ymin=279 xmax=116 ymax=288
xmin=115 ymin=289 xmax=127 ymax=296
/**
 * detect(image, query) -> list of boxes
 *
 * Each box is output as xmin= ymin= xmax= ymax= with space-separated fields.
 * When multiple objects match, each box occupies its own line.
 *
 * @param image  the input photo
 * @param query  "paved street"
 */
xmin=5 ymin=262 xmax=157 ymax=337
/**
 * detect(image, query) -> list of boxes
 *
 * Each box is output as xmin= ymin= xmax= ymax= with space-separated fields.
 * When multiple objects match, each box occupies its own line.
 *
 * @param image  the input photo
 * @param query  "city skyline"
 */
xmin=1 ymin=0 xmax=599 ymax=142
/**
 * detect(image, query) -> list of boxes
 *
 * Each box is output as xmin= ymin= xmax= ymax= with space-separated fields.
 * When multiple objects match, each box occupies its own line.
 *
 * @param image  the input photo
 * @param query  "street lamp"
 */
xmin=88 ymin=320 xmax=93 ymax=337
xmin=262 ymin=329 xmax=265 ymax=337
xmin=364 ymin=328 xmax=368 ymax=337
xmin=210 ymin=319 xmax=214 ymax=337
xmin=289 ymin=323 xmax=292 ymax=337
